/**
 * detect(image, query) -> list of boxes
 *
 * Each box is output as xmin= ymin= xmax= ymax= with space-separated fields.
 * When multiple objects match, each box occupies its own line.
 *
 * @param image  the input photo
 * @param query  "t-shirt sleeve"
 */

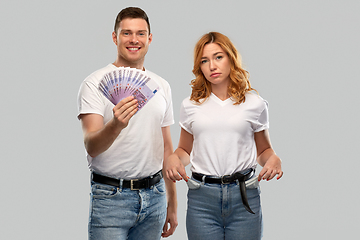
xmin=252 ymin=99 xmax=269 ymax=132
xmin=77 ymin=80 xmax=105 ymax=119
xmin=179 ymin=99 xmax=193 ymax=134
xmin=160 ymin=82 xmax=175 ymax=127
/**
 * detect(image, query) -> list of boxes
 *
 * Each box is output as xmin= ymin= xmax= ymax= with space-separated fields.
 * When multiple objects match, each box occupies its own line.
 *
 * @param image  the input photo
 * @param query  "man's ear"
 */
xmin=148 ymin=33 xmax=153 ymax=44
xmin=112 ymin=31 xmax=118 ymax=45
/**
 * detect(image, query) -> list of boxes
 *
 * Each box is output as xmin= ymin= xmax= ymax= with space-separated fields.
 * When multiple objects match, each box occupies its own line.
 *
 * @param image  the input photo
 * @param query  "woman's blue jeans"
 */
xmin=88 ymin=178 xmax=167 ymax=240
xmin=186 ymin=176 xmax=263 ymax=240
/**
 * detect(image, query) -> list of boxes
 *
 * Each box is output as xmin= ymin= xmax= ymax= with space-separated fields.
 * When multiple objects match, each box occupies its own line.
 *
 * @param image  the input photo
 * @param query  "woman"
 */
xmin=164 ymin=32 xmax=283 ymax=240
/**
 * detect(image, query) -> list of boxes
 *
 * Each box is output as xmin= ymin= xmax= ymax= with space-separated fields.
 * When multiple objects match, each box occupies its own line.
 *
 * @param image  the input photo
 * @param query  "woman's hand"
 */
xmin=254 ymin=129 xmax=283 ymax=182
xmin=164 ymin=153 xmax=188 ymax=182
xmin=163 ymin=128 xmax=193 ymax=182
xmin=257 ymin=154 xmax=283 ymax=181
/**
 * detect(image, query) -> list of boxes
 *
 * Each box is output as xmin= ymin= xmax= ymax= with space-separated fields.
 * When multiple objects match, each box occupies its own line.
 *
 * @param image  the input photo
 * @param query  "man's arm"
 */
xmin=161 ymin=126 xmax=178 ymax=238
xmin=80 ymin=96 xmax=138 ymax=157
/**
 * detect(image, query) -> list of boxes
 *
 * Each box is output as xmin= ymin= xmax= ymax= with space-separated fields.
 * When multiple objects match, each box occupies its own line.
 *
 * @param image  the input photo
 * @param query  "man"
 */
xmin=77 ymin=7 xmax=177 ymax=239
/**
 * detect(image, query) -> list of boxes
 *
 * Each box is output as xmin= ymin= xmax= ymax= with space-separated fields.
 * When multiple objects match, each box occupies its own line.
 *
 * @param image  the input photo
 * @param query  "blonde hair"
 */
xmin=190 ymin=32 xmax=257 ymax=105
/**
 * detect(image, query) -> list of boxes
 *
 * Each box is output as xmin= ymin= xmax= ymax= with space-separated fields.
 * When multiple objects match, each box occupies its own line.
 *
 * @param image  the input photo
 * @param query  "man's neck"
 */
xmin=113 ymin=58 xmax=144 ymax=70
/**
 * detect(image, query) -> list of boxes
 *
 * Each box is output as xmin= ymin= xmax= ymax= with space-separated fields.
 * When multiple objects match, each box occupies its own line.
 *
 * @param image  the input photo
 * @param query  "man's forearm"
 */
xmin=84 ymin=118 xmax=123 ymax=157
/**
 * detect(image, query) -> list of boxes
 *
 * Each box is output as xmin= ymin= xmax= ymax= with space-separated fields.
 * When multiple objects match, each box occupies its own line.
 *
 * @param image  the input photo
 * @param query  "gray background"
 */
xmin=0 ymin=0 xmax=359 ymax=239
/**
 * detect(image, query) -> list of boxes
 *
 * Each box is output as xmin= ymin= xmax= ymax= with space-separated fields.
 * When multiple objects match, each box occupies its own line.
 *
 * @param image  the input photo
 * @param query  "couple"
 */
xmin=77 ymin=6 xmax=283 ymax=240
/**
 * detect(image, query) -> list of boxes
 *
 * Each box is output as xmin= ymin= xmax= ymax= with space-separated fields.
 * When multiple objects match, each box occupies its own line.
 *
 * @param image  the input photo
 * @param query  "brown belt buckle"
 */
xmin=130 ymin=179 xmax=140 ymax=190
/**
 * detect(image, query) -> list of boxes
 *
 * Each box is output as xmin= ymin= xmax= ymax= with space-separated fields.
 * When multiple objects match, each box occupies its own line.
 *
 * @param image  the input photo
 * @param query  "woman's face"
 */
xmin=200 ymin=43 xmax=231 ymax=87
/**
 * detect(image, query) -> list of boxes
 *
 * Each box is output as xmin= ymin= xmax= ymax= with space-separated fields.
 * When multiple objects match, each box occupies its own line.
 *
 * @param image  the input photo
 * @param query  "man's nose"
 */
xmin=130 ymin=34 xmax=139 ymax=44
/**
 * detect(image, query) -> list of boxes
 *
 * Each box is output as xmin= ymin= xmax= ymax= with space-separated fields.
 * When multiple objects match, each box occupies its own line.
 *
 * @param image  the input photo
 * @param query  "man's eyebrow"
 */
xmin=120 ymin=29 xmax=148 ymax=33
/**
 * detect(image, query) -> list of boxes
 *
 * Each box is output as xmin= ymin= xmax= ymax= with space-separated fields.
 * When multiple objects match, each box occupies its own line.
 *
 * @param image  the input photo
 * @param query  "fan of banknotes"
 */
xmin=99 ymin=67 xmax=159 ymax=111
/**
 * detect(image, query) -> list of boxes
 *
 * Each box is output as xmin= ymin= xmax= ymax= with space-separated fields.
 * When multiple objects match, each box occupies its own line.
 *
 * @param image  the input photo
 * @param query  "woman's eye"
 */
xmin=216 ymin=56 xmax=223 ymax=60
xmin=201 ymin=60 xmax=208 ymax=64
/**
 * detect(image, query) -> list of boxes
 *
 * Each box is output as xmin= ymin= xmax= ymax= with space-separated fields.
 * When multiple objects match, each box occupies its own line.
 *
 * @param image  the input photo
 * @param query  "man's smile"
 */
xmin=127 ymin=47 xmax=141 ymax=51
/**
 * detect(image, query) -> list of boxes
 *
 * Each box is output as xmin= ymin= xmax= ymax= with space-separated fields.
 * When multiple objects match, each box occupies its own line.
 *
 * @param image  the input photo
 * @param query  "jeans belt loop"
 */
xmin=119 ymin=179 xmax=124 ymax=191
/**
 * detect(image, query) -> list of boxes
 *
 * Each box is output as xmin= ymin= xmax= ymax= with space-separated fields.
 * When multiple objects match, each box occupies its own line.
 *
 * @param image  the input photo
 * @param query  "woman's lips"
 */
xmin=210 ymin=73 xmax=220 ymax=77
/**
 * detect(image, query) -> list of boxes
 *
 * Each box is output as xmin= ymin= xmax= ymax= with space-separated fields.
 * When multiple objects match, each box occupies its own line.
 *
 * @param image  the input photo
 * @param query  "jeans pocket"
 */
xmin=245 ymin=175 xmax=259 ymax=189
xmin=187 ymin=178 xmax=201 ymax=190
xmin=153 ymin=180 xmax=166 ymax=195
xmin=91 ymin=183 xmax=118 ymax=198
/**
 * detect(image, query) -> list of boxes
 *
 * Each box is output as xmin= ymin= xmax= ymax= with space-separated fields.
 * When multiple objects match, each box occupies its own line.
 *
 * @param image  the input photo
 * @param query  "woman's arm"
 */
xmin=163 ymin=128 xmax=193 ymax=182
xmin=254 ymin=129 xmax=283 ymax=181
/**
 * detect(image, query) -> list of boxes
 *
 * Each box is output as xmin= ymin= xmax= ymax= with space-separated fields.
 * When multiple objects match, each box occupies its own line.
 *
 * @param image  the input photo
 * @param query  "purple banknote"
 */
xmin=98 ymin=67 xmax=159 ymax=111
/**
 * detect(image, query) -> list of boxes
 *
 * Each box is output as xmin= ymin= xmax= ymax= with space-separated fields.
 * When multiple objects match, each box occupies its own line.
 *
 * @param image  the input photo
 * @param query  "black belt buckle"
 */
xmin=221 ymin=175 xmax=231 ymax=184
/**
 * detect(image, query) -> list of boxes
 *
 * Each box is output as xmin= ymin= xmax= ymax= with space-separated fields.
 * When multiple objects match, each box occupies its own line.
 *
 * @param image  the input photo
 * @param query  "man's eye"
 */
xmin=123 ymin=32 xmax=130 ymax=35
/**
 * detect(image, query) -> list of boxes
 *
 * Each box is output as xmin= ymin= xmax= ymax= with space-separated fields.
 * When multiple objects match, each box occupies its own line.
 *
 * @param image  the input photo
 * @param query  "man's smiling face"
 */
xmin=112 ymin=18 xmax=152 ymax=68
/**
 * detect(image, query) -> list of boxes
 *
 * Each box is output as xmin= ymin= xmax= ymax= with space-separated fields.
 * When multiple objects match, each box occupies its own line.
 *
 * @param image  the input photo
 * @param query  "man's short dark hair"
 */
xmin=114 ymin=7 xmax=151 ymax=34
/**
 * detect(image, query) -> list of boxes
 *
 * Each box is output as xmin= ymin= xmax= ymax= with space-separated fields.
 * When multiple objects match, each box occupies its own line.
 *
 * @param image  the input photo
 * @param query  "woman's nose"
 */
xmin=209 ymin=60 xmax=217 ymax=71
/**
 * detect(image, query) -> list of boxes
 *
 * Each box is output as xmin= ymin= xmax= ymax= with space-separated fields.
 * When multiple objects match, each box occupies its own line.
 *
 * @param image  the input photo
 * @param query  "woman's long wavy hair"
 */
xmin=190 ymin=32 xmax=257 ymax=105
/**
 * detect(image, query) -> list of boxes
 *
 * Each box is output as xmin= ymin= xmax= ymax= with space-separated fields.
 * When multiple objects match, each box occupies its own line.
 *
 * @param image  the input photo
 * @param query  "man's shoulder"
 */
xmin=83 ymin=64 xmax=114 ymax=83
xmin=145 ymin=69 xmax=170 ymax=86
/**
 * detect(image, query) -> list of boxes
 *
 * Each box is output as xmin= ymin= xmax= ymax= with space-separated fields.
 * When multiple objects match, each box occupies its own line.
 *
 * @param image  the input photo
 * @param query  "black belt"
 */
xmin=192 ymin=169 xmax=255 ymax=214
xmin=92 ymin=170 xmax=163 ymax=190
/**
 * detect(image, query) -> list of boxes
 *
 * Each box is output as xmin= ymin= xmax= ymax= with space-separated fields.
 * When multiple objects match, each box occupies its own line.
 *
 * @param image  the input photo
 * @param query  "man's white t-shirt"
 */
xmin=77 ymin=64 xmax=174 ymax=179
xmin=179 ymin=92 xmax=269 ymax=176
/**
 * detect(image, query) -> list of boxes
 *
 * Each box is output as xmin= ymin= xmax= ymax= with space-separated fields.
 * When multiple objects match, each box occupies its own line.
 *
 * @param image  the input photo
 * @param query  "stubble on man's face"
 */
xmin=113 ymin=18 xmax=152 ymax=69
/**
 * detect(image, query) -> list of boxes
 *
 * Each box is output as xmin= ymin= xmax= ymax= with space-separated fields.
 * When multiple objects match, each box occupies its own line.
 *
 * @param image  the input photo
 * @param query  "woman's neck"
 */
xmin=211 ymin=84 xmax=230 ymax=101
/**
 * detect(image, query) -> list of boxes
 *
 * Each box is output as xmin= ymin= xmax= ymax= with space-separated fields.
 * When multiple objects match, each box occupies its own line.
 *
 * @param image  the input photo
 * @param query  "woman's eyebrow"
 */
xmin=213 ymin=52 xmax=223 ymax=55
xmin=202 ymin=52 xmax=223 ymax=58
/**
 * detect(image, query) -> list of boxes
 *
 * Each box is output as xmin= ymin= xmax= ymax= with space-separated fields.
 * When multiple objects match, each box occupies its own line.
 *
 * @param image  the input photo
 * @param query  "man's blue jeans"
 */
xmin=186 ymin=176 xmax=263 ymax=240
xmin=88 ymin=178 xmax=167 ymax=240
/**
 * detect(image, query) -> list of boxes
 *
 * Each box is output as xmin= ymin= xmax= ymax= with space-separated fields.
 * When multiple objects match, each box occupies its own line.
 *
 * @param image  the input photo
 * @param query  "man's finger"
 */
xmin=113 ymin=96 xmax=134 ymax=109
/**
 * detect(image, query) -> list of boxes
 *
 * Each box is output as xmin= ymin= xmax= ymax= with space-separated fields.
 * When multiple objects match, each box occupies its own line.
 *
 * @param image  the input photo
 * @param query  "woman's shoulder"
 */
xmin=182 ymin=96 xmax=207 ymax=107
xmin=181 ymin=96 xmax=204 ymax=114
xmin=244 ymin=92 xmax=268 ymax=109
xmin=245 ymin=91 xmax=267 ymax=102
xmin=181 ymin=96 xmax=193 ymax=107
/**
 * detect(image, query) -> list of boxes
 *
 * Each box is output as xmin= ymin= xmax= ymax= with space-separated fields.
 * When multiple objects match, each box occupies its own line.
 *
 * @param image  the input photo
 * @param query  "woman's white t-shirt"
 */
xmin=179 ymin=92 xmax=269 ymax=176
